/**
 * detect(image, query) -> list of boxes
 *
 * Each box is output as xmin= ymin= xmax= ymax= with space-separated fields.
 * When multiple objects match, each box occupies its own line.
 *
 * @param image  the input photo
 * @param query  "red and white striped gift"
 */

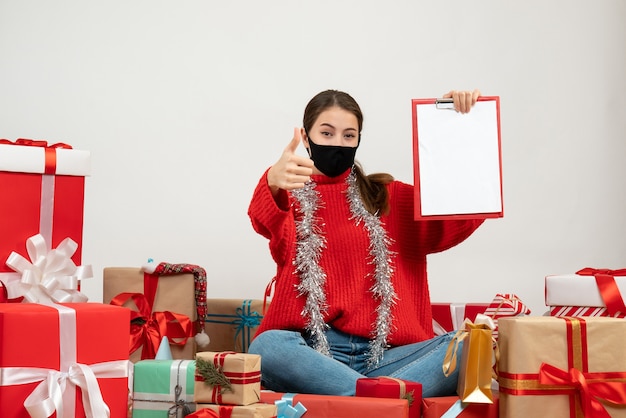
xmin=483 ymin=293 xmax=531 ymax=338
xmin=549 ymin=305 xmax=626 ymax=318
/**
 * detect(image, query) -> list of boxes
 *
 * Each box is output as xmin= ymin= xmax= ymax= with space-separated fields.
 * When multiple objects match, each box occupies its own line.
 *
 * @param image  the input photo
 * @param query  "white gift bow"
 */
xmin=4 ymin=234 xmax=92 ymax=303
xmin=1 ymin=361 xmax=130 ymax=418
xmin=0 ymin=304 xmax=131 ymax=418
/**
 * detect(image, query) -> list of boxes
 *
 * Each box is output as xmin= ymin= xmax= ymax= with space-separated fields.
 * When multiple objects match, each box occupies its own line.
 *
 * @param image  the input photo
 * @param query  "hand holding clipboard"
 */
xmin=412 ymin=94 xmax=503 ymax=220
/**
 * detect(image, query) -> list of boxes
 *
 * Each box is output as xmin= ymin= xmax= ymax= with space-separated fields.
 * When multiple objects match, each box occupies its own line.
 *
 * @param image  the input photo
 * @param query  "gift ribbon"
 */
xmin=110 ymin=292 xmax=193 ymax=359
xmin=204 ymin=300 xmax=264 ymax=352
xmin=275 ymin=393 xmax=307 ymax=418
xmin=0 ymin=304 xmax=131 ymax=417
xmin=194 ymin=352 xmax=262 ymax=404
xmin=0 ymin=280 xmax=24 ymax=303
xmin=440 ymin=399 xmax=467 ymax=418
xmin=576 ymin=268 xmax=626 ymax=315
xmin=0 ymin=138 xmax=72 ymax=175
xmin=499 ymin=317 xmax=626 ymax=418
xmin=4 ymin=234 xmax=91 ymax=304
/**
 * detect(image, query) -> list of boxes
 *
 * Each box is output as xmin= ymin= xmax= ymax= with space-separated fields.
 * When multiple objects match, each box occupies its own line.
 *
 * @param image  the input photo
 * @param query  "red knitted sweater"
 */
xmin=248 ymin=169 xmax=483 ymax=346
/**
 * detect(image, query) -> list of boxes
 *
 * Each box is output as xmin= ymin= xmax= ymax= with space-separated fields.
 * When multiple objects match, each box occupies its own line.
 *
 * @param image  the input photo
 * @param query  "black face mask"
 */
xmin=306 ymin=136 xmax=359 ymax=177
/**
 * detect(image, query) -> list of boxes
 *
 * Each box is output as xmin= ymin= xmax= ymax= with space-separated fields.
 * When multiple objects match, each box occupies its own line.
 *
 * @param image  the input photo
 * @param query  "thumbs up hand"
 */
xmin=267 ymin=128 xmax=315 ymax=196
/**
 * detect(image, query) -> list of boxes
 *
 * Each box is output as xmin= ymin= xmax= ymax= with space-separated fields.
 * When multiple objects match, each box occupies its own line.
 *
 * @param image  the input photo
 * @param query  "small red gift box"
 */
xmin=0 ymin=303 xmax=131 ymax=417
xmin=422 ymin=394 xmax=499 ymax=418
xmin=260 ymin=391 xmax=409 ymax=418
xmin=0 ymin=139 xmax=90 ymax=280
xmin=355 ymin=377 xmax=421 ymax=418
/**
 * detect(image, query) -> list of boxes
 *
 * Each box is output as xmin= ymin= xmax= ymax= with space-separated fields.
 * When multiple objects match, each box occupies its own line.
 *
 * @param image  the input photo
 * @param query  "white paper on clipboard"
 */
xmin=412 ymin=96 xmax=503 ymax=219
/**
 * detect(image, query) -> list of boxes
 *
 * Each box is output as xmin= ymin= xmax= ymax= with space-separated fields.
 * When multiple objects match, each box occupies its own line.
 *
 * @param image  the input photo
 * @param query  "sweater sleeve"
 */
xmin=386 ymin=180 xmax=484 ymax=256
xmin=247 ymin=168 xmax=295 ymax=265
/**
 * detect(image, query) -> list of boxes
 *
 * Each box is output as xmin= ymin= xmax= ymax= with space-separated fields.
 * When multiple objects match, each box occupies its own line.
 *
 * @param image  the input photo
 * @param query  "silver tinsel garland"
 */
xmin=291 ymin=168 xmax=396 ymax=367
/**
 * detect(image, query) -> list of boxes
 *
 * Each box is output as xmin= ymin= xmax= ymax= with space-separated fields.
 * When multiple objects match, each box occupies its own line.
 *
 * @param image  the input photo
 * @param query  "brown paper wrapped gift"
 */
xmin=103 ymin=266 xmax=197 ymax=362
xmin=498 ymin=316 xmax=626 ymax=418
xmin=194 ymin=351 xmax=261 ymax=406
xmin=204 ymin=299 xmax=267 ymax=353
xmin=195 ymin=403 xmax=277 ymax=418
xmin=443 ymin=315 xmax=495 ymax=404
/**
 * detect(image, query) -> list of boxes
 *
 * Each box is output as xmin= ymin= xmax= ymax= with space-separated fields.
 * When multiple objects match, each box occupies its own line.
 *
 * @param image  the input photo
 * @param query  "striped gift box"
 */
xmin=549 ymin=305 xmax=626 ymax=318
xmin=483 ymin=294 xmax=531 ymax=339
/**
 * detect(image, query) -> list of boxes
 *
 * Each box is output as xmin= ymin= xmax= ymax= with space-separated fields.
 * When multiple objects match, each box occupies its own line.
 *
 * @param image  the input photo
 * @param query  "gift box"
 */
xmin=104 ymin=264 xmax=205 ymax=361
xmin=0 ymin=302 xmax=131 ymax=417
xmin=0 ymin=139 xmax=90 ymax=284
xmin=422 ymin=394 xmax=499 ymax=418
xmin=545 ymin=268 xmax=626 ymax=317
xmin=447 ymin=316 xmax=495 ymax=404
xmin=431 ymin=303 xmax=490 ymax=335
xmin=260 ymin=391 xmax=409 ymax=418
xmin=194 ymin=351 xmax=261 ymax=406
xmin=355 ymin=377 xmax=421 ymax=418
xmin=132 ymin=359 xmax=196 ymax=418
xmin=498 ymin=316 xmax=626 ymax=417
xmin=195 ymin=403 xmax=277 ymax=418
xmin=549 ymin=305 xmax=626 ymax=318
xmin=204 ymin=299 xmax=266 ymax=353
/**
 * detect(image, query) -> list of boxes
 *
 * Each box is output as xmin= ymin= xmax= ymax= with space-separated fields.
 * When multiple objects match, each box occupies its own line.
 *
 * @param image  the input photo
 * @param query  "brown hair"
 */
xmin=303 ymin=90 xmax=394 ymax=215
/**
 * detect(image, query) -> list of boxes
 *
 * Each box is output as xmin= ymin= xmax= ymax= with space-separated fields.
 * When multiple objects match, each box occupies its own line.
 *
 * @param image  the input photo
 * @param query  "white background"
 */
xmin=1 ymin=1 xmax=625 ymax=316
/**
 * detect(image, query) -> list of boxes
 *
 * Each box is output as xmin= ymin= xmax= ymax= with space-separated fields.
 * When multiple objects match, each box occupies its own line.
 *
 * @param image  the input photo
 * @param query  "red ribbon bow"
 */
xmin=0 ymin=138 xmax=72 ymax=148
xmin=110 ymin=292 xmax=193 ymax=359
xmin=576 ymin=268 xmax=626 ymax=315
xmin=0 ymin=138 xmax=73 ymax=174
xmin=539 ymin=362 xmax=626 ymax=418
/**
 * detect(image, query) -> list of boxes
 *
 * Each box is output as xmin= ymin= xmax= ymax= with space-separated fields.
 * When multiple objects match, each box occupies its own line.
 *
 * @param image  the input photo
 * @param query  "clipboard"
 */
xmin=412 ymin=96 xmax=503 ymax=220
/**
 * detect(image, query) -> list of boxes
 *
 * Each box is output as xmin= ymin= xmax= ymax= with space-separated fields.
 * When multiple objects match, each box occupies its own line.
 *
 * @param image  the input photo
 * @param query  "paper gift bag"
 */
xmin=194 ymin=403 xmax=277 ymax=418
xmin=0 ymin=303 xmax=131 ymax=417
xmin=104 ymin=264 xmax=203 ymax=361
xmin=498 ymin=316 xmax=626 ymax=418
xmin=194 ymin=351 xmax=261 ymax=406
xmin=355 ymin=377 xmax=421 ymax=418
xmin=0 ymin=139 xmax=90 ymax=286
xmin=132 ymin=359 xmax=196 ymax=418
xmin=443 ymin=315 xmax=495 ymax=404
xmin=204 ymin=299 xmax=266 ymax=353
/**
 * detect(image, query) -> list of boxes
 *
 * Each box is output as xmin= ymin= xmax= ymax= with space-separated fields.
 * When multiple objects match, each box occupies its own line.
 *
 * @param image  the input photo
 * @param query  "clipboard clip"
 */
xmin=435 ymin=98 xmax=455 ymax=110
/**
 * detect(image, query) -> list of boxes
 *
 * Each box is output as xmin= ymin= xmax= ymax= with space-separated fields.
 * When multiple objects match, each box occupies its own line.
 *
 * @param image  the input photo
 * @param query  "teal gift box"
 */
xmin=132 ymin=359 xmax=196 ymax=418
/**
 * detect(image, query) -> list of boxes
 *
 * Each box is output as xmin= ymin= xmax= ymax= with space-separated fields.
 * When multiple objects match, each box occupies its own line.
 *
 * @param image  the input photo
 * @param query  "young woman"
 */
xmin=247 ymin=89 xmax=484 ymax=397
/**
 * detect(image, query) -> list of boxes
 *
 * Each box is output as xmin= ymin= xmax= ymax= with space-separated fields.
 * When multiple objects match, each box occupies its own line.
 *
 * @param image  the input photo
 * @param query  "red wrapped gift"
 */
xmin=0 ymin=139 xmax=90 ymax=282
xmin=260 ymin=391 xmax=409 ymax=418
xmin=422 ymin=394 xmax=499 ymax=418
xmin=355 ymin=377 xmax=421 ymax=418
xmin=0 ymin=303 xmax=131 ymax=417
xmin=431 ymin=303 xmax=490 ymax=335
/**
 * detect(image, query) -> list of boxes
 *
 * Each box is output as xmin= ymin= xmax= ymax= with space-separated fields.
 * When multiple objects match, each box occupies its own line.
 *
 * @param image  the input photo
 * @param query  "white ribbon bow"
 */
xmin=4 ymin=234 xmax=91 ymax=303
xmin=1 ymin=360 xmax=130 ymax=418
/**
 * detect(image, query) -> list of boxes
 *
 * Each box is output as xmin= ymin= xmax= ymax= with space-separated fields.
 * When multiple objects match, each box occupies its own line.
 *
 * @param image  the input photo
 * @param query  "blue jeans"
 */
xmin=248 ymin=328 xmax=460 ymax=397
